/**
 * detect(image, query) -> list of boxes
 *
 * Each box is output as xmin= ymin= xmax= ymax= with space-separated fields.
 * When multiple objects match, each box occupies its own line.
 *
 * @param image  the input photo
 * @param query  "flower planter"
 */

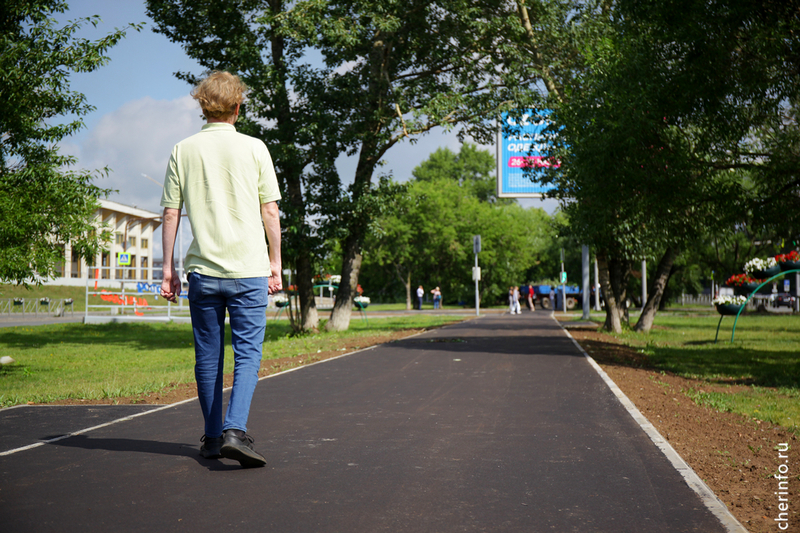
xmin=13 ymin=300 xmax=23 ymax=306
xmin=778 ymin=260 xmax=800 ymax=272
xmin=716 ymin=303 xmax=744 ymax=316
xmin=274 ymin=301 xmax=290 ymax=308
xmin=752 ymin=265 xmax=781 ymax=279
xmin=354 ymin=302 xmax=369 ymax=309
xmin=733 ymin=282 xmax=762 ymax=296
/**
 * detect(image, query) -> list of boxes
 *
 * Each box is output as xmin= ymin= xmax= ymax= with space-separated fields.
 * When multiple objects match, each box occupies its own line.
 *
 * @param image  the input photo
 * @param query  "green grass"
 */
xmin=602 ymin=311 xmax=800 ymax=434
xmin=0 ymin=284 xmax=89 ymax=311
xmin=0 ymin=315 xmax=463 ymax=407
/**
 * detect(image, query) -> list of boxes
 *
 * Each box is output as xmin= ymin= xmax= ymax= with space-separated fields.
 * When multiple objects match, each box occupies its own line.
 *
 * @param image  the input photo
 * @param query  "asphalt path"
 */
xmin=0 ymin=312 xmax=733 ymax=532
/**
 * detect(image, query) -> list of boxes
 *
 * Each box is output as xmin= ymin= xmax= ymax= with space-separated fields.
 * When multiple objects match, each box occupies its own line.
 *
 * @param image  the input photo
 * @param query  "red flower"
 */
xmin=775 ymin=250 xmax=800 ymax=263
xmin=725 ymin=273 xmax=761 ymax=287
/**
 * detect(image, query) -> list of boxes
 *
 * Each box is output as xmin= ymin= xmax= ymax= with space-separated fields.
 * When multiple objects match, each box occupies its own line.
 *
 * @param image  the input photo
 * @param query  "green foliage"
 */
xmin=0 ymin=1 xmax=139 ymax=285
xmin=412 ymin=144 xmax=512 ymax=205
xmin=546 ymin=0 xmax=800 ymax=256
xmin=360 ymin=144 xmax=554 ymax=305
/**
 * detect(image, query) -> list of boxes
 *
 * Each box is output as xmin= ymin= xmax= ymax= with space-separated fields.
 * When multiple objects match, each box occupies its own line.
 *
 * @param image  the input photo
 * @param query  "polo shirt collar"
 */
xmin=201 ymin=122 xmax=236 ymax=132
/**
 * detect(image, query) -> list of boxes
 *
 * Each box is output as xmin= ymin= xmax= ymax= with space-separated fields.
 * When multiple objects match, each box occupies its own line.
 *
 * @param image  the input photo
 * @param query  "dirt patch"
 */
xmin=569 ymin=326 xmax=799 ymax=533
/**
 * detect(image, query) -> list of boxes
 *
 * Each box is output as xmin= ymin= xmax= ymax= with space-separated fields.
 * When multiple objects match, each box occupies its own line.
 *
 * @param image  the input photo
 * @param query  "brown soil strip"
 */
xmin=569 ymin=326 xmax=798 ymax=533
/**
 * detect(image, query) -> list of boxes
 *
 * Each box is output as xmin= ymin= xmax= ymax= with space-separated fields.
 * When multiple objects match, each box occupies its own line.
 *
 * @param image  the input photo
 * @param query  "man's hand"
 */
xmin=160 ymin=268 xmax=181 ymax=303
xmin=268 ymin=262 xmax=283 ymax=295
xmin=261 ymin=201 xmax=282 ymax=295
xmin=160 ymin=207 xmax=182 ymax=303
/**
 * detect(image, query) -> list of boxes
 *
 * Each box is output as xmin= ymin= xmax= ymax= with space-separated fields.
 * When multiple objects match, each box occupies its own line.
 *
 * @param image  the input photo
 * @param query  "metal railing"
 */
xmin=84 ymin=266 xmax=189 ymax=323
xmin=0 ymin=298 xmax=75 ymax=318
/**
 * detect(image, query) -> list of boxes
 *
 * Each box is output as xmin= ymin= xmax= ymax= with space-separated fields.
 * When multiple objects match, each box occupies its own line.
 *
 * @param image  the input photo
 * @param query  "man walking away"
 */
xmin=160 ymin=71 xmax=282 ymax=468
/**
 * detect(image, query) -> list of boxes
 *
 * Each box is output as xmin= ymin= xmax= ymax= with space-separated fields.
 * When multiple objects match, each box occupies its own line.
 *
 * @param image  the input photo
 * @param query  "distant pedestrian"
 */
xmin=417 ymin=285 xmax=424 ymax=310
xmin=527 ymin=283 xmax=535 ymax=311
xmin=431 ymin=287 xmax=442 ymax=309
xmin=509 ymin=286 xmax=521 ymax=315
xmin=160 ymin=71 xmax=282 ymax=468
xmin=549 ymin=287 xmax=555 ymax=311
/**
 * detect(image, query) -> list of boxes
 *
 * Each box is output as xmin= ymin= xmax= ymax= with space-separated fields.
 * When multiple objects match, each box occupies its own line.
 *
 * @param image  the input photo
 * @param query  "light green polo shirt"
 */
xmin=160 ymin=122 xmax=281 ymax=278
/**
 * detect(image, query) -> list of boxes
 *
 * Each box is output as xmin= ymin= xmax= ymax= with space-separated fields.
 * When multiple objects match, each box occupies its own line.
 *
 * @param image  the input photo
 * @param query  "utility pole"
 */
xmin=473 ymin=235 xmax=481 ymax=316
xmin=641 ymin=259 xmax=647 ymax=312
xmin=582 ymin=245 xmax=590 ymax=320
xmin=560 ymin=248 xmax=566 ymax=313
xmin=594 ymin=258 xmax=601 ymax=311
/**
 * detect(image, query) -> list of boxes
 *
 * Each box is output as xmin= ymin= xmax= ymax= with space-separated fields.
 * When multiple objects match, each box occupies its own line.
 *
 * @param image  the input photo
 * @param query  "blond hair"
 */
xmin=192 ymin=71 xmax=247 ymax=119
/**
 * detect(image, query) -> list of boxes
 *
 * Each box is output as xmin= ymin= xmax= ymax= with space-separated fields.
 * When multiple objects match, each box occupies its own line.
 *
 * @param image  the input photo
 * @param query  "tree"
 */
xmin=277 ymin=0 xmax=544 ymax=331
xmin=361 ymin=144 xmax=553 ymax=308
xmin=149 ymin=0 xmax=612 ymax=331
xmin=147 ymin=0 xmax=343 ymax=332
xmin=542 ymin=0 xmax=800 ymax=332
xmin=412 ymin=144 xmax=512 ymax=205
xmin=0 ymin=1 xmax=138 ymax=284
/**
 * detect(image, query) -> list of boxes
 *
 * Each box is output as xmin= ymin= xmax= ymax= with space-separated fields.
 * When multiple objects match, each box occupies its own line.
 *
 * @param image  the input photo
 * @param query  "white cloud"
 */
xmin=77 ymin=95 xmax=204 ymax=213
xmin=66 ymin=95 xmax=204 ymax=259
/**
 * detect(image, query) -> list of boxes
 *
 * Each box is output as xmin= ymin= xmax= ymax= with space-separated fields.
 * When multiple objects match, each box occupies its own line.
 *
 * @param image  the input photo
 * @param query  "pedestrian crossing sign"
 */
xmin=118 ymin=253 xmax=131 ymax=266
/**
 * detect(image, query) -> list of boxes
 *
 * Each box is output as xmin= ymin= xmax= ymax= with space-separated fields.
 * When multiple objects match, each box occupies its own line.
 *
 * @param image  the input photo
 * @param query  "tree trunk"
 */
xmin=269 ymin=12 xmax=319 ymax=332
xmin=326 ymin=29 xmax=393 ymax=331
xmin=634 ymin=247 xmax=677 ymax=332
xmin=394 ymin=263 xmax=412 ymax=310
xmin=658 ymin=264 xmax=679 ymax=311
xmin=295 ymin=251 xmax=319 ymax=332
xmin=326 ymin=233 xmax=362 ymax=331
xmin=597 ymin=250 xmax=630 ymax=333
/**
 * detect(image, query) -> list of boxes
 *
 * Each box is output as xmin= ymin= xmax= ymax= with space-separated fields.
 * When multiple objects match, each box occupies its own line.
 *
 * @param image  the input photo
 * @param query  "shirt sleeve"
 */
xmin=160 ymin=147 xmax=184 ymax=210
xmin=257 ymin=142 xmax=282 ymax=204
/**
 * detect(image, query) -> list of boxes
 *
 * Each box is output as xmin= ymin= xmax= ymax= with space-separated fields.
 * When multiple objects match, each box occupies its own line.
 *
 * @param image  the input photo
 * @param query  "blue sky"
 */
xmin=59 ymin=0 xmax=557 ymax=257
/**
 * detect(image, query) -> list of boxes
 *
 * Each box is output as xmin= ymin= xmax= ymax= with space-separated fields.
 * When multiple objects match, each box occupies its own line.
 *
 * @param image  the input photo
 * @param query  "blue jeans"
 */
xmin=188 ymin=273 xmax=267 ymax=437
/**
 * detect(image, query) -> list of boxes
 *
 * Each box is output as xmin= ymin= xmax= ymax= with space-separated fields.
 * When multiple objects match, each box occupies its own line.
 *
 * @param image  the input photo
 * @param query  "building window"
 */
xmin=127 ymin=255 xmax=137 ymax=279
xmin=70 ymin=249 xmax=81 ymax=278
xmin=115 ymin=233 xmax=124 ymax=245
xmin=102 ymin=252 xmax=110 ymax=279
xmin=128 ymin=236 xmax=137 ymax=248
xmin=141 ymin=238 xmax=149 ymax=249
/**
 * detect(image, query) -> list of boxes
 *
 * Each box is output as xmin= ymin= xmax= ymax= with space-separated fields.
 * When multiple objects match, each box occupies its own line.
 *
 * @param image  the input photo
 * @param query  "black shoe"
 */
xmin=200 ymin=434 xmax=224 ymax=458
xmin=220 ymin=429 xmax=266 ymax=468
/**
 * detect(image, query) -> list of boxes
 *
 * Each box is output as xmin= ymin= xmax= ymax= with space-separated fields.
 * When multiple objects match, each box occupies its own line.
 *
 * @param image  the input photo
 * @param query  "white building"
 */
xmin=49 ymin=199 xmax=162 ymax=286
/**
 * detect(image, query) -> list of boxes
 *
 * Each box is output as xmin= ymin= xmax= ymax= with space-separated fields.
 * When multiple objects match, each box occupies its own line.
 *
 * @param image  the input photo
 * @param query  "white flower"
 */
xmin=330 ymin=275 xmax=342 ymax=284
xmin=354 ymin=296 xmax=370 ymax=304
xmin=743 ymin=257 xmax=777 ymax=274
xmin=713 ymin=295 xmax=747 ymax=306
xmin=272 ymin=294 xmax=288 ymax=304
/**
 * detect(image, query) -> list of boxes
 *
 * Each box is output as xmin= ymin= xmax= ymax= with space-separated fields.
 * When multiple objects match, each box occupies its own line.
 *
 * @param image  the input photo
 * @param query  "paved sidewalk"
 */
xmin=0 ymin=312 xmax=735 ymax=532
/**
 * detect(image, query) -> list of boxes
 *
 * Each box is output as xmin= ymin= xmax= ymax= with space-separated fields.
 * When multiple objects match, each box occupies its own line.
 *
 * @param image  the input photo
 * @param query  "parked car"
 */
xmin=773 ymin=293 xmax=796 ymax=308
